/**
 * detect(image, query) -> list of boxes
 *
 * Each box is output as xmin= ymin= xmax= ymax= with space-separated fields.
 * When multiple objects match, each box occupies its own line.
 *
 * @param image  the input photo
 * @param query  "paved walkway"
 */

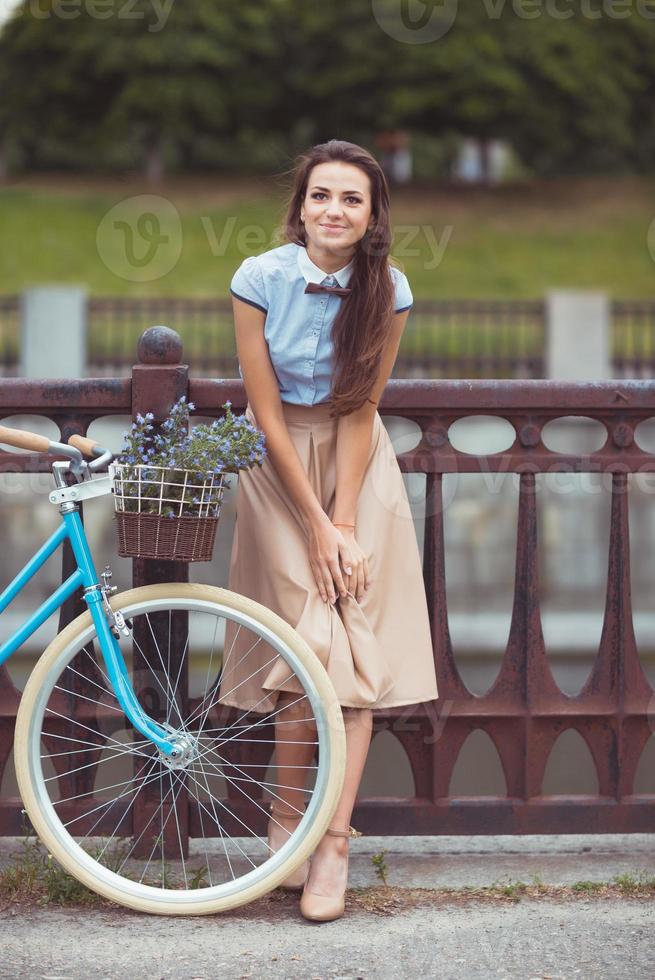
xmin=1 ymin=834 xmax=653 ymax=979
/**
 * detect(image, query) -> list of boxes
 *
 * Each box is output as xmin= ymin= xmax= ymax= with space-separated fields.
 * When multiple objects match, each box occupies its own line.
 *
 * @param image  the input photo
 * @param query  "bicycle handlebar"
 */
xmin=0 ymin=423 xmax=113 ymax=478
xmin=68 ymin=434 xmax=102 ymax=457
xmin=0 ymin=423 xmax=51 ymax=454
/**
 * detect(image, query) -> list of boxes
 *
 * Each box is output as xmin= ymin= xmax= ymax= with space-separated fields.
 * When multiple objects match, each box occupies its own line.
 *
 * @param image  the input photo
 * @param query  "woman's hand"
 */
xmin=333 ymin=525 xmax=371 ymax=603
xmin=307 ymin=517 xmax=351 ymax=604
xmin=307 ymin=516 xmax=372 ymax=604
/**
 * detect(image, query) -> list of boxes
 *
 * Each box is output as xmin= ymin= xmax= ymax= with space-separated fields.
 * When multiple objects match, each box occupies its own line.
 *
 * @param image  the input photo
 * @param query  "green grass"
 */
xmin=1 ymin=173 xmax=654 ymax=298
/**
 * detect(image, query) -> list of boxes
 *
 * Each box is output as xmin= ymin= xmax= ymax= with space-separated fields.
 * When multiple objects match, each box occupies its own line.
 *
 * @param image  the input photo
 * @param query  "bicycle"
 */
xmin=1 ymin=423 xmax=346 ymax=915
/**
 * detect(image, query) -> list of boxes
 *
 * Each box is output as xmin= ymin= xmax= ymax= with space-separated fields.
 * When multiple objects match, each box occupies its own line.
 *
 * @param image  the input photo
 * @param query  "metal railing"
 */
xmin=612 ymin=299 xmax=655 ymax=378
xmin=2 ymin=294 xmax=655 ymax=379
xmin=0 ymin=295 xmax=19 ymax=377
xmin=1 ymin=295 xmax=548 ymax=379
xmin=0 ymin=327 xmax=654 ymax=837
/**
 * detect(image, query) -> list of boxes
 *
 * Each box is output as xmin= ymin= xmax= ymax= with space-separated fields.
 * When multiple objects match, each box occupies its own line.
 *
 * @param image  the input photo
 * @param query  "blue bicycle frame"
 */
xmin=0 ymin=492 xmax=179 ymax=758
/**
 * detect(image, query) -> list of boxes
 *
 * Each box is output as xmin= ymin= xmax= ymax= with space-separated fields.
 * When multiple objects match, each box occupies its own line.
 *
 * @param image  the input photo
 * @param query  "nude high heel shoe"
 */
xmin=299 ymin=825 xmax=362 ymax=922
xmin=267 ymin=801 xmax=310 ymax=891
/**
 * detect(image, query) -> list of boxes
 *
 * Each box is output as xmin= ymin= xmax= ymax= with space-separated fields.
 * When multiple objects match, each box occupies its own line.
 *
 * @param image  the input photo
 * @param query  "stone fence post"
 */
xmin=20 ymin=286 xmax=87 ymax=378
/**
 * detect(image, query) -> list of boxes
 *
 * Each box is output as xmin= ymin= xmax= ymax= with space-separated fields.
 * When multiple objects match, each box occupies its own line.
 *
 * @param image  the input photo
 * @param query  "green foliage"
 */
xmin=371 ymin=848 xmax=389 ymax=886
xmin=0 ymin=829 xmax=100 ymax=906
xmin=0 ymin=1 xmax=654 ymax=175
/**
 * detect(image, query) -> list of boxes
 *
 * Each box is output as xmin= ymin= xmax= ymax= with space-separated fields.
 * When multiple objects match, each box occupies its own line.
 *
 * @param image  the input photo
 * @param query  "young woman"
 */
xmin=218 ymin=139 xmax=439 ymax=921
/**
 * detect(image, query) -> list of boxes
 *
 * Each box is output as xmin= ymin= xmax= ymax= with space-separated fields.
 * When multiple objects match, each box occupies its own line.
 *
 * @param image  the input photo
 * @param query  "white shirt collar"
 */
xmin=296 ymin=243 xmax=354 ymax=288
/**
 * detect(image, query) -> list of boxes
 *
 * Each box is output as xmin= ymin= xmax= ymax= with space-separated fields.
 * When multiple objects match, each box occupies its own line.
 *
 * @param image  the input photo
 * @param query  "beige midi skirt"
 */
xmin=217 ymin=400 xmax=439 ymax=714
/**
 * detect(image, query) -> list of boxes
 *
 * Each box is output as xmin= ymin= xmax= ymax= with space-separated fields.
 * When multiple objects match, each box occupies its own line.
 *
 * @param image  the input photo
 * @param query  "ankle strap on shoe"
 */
xmin=326 ymin=825 xmax=362 ymax=838
xmin=269 ymin=802 xmax=304 ymax=819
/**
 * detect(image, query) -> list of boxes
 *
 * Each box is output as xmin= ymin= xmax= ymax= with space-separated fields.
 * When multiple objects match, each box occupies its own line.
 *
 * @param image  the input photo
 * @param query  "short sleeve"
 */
xmin=230 ymin=255 xmax=268 ymax=313
xmin=391 ymin=267 xmax=413 ymax=313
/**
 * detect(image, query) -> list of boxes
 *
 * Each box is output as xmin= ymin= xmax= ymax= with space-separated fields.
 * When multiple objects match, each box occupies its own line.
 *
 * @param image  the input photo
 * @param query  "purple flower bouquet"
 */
xmin=109 ymin=397 xmax=266 ymax=561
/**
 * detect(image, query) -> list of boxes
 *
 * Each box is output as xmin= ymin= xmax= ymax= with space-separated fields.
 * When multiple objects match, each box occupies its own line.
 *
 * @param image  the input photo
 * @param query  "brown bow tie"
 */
xmin=305 ymin=280 xmax=352 ymax=298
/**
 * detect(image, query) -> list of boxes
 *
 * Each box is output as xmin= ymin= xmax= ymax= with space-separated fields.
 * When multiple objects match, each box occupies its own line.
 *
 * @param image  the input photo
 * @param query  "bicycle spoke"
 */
xmin=115 ymin=768 xmax=185 ymax=880
xmin=180 ymin=769 xmax=258 ymax=869
xmin=211 ymin=689 xmax=309 ymax=744
xmin=198 ymin=790 xmax=233 ymax=881
xmin=193 ymin=750 xmax=300 ymax=826
xmin=53 ymin=685 xmax=126 ymax=715
xmin=183 ymin=632 xmax=268 ymax=731
xmin=188 ymin=757 xmax=237 ymax=881
xmin=79 ymin=643 xmax=114 ymax=690
xmin=95 ymin=760 xmax=170 ymax=866
xmin=41 ymin=732 xmax=152 ymax=755
xmin=187 ymin=658 xmax=306 ymax=756
xmin=168 ymin=770 xmax=188 ymax=888
xmin=61 ymin=661 xmax=116 ymax=702
xmin=190 ymin=770 xmax=214 ymax=889
xmin=131 ymin=615 xmax=188 ymax=732
xmin=189 ymin=613 xmax=221 ymax=738
xmin=62 ymin=761 xmax=161 ymax=830
xmin=186 ymin=766 xmax=314 ymax=799
xmin=43 ymin=743 xmax=151 ymax=781
xmin=166 ymin=612 xmax=191 ymax=730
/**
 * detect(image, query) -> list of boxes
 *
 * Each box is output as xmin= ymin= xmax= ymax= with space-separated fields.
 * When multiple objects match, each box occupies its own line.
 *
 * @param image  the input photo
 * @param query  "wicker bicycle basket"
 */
xmin=109 ymin=462 xmax=229 ymax=562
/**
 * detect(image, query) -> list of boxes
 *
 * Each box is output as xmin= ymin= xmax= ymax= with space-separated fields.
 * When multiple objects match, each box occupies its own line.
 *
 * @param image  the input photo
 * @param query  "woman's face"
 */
xmin=300 ymin=161 xmax=375 ymax=260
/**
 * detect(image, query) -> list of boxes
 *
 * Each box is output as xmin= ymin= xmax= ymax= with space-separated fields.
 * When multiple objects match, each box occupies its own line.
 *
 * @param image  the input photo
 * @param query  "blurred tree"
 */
xmin=0 ymin=1 xmax=120 ymax=171
xmin=0 ymin=1 xmax=263 ymax=176
xmin=0 ymin=0 xmax=408 ymax=176
xmin=0 ymin=0 xmax=653 ymax=177
xmin=387 ymin=3 xmax=655 ymax=176
xmin=605 ymin=14 xmax=655 ymax=174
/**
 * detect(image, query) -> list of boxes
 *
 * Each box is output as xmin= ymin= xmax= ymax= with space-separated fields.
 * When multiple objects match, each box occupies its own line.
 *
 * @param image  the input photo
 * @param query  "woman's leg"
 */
xmin=302 ymin=706 xmax=373 ymax=895
xmin=272 ymin=698 xmax=372 ymax=819
xmin=271 ymin=691 xmax=317 ymax=816
xmin=270 ymin=697 xmax=373 ymax=858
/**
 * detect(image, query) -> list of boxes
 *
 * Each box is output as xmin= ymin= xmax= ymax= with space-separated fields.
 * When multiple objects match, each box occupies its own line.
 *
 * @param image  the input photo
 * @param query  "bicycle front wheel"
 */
xmin=14 ymin=583 xmax=346 ymax=915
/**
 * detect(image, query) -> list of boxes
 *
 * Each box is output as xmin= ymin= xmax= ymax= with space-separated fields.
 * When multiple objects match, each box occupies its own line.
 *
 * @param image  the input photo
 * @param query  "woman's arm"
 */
xmin=233 ymin=297 xmax=350 ymax=603
xmin=233 ymin=296 xmax=325 ymax=528
xmin=333 ymin=308 xmax=410 ymax=524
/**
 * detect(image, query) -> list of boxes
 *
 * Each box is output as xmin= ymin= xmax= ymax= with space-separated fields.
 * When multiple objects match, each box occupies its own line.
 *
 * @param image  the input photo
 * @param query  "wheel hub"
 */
xmin=158 ymin=732 xmax=200 ymax=770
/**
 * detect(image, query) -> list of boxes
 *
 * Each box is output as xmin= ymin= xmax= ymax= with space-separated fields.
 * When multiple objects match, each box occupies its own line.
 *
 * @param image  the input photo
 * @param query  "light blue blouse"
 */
xmin=229 ymin=242 xmax=413 ymax=406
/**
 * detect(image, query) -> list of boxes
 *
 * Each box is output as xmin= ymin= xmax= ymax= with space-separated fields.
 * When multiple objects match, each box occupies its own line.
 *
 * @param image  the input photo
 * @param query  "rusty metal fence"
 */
xmin=87 ymin=296 xmax=237 ymax=377
xmin=612 ymin=300 xmax=655 ymax=378
xmin=0 ymin=296 xmax=548 ymax=379
xmin=0 ymin=296 xmax=19 ymax=377
xmin=1 ymin=327 xmax=654 ymax=838
xmin=86 ymin=297 xmax=548 ymax=379
xmin=3 ymin=294 xmax=655 ymax=379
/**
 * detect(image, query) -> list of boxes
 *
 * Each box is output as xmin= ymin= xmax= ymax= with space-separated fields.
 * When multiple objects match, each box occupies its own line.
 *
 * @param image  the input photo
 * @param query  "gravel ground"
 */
xmin=1 ymin=835 xmax=653 ymax=979
xmin=0 ymin=896 xmax=652 ymax=979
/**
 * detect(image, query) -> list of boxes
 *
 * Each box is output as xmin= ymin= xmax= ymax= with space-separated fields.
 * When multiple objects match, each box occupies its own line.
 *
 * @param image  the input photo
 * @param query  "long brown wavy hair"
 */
xmin=277 ymin=139 xmax=400 ymax=418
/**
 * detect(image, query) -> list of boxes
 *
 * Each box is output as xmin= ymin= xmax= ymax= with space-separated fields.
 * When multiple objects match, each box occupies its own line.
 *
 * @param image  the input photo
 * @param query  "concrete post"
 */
xmin=20 ymin=286 xmax=87 ymax=378
xmin=545 ymin=290 xmax=611 ymax=380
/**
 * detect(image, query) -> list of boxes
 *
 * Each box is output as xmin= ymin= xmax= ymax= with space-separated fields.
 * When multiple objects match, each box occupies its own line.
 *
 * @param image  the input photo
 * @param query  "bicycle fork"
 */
xmin=64 ymin=506 xmax=185 ymax=762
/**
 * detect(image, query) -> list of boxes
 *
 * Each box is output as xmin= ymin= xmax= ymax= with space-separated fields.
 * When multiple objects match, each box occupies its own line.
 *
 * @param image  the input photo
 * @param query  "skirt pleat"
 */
xmin=217 ymin=400 xmax=439 ymax=713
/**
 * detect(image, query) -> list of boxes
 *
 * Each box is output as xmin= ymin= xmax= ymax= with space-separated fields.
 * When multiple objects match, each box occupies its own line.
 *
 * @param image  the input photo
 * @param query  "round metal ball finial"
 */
xmin=137 ymin=326 xmax=183 ymax=365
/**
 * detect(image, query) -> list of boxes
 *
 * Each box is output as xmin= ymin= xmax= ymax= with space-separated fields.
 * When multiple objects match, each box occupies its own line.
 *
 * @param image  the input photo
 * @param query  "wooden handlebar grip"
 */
xmin=68 ymin=434 xmax=101 ymax=457
xmin=0 ymin=424 xmax=51 ymax=453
